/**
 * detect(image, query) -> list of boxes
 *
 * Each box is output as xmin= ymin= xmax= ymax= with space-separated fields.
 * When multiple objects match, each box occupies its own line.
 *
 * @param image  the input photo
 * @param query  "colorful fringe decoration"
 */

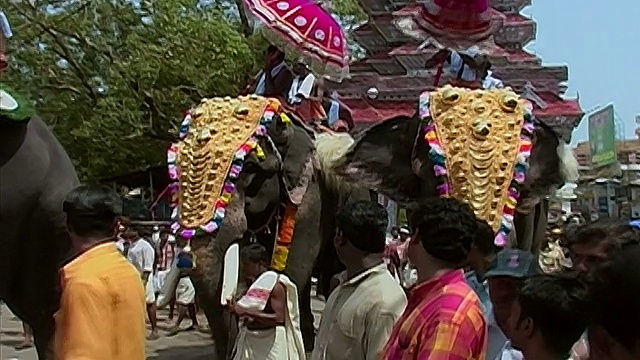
xmin=271 ymin=202 xmax=298 ymax=271
xmin=419 ymin=91 xmax=534 ymax=246
xmin=167 ymin=104 xmax=278 ymax=240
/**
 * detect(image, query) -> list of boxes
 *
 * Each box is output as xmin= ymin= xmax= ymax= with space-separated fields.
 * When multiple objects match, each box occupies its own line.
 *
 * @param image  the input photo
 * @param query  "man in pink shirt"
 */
xmin=383 ymin=198 xmax=488 ymax=359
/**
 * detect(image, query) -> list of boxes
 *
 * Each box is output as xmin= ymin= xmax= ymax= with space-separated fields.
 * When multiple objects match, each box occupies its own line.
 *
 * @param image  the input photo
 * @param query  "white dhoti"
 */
xmin=156 ymin=264 xmax=180 ymax=308
xmin=232 ymin=272 xmax=305 ymax=360
xmin=154 ymin=269 xmax=171 ymax=293
xmin=145 ymin=273 xmax=156 ymax=304
xmin=233 ymin=326 xmax=291 ymax=360
xmin=175 ymin=277 xmax=196 ymax=305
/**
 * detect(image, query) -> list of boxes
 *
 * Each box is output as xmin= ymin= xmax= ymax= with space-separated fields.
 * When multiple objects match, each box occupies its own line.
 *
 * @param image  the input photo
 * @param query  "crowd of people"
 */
xmin=309 ymin=199 xmax=640 ymax=360
xmin=10 ymin=183 xmax=639 ymax=360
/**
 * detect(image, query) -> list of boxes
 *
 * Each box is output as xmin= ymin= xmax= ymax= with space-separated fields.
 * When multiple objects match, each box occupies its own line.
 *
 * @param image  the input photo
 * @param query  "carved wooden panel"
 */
xmin=357 ymin=0 xmax=395 ymax=16
xmin=353 ymin=25 xmax=389 ymax=54
xmin=490 ymin=0 xmax=532 ymax=13
xmin=494 ymin=21 xmax=536 ymax=47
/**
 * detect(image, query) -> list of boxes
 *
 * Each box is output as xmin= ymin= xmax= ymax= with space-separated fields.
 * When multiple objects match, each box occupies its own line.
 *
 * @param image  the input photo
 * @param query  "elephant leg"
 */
xmin=299 ymin=279 xmax=315 ymax=350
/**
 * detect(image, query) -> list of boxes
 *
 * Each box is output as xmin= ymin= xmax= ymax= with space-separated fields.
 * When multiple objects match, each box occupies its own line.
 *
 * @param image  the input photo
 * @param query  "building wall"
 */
xmin=574 ymin=139 xmax=640 ymax=166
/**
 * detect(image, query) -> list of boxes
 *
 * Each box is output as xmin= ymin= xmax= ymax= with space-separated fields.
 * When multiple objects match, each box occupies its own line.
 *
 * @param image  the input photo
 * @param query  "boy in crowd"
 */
xmin=508 ymin=275 xmax=588 ymax=359
xmin=167 ymin=252 xmax=201 ymax=335
xmin=127 ymin=228 xmax=159 ymax=340
xmin=485 ymin=249 xmax=540 ymax=360
xmin=464 ymin=219 xmax=498 ymax=314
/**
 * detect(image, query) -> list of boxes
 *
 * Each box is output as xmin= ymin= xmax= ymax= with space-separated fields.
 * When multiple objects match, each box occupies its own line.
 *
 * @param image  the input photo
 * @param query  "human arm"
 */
xmin=233 ymin=282 xmax=286 ymax=327
xmin=424 ymin=49 xmax=451 ymax=68
xmin=142 ymin=244 xmax=155 ymax=284
xmin=415 ymin=318 xmax=484 ymax=360
xmin=363 ymin=310 xmax=403 ymax=360
xmin=55 ymin=280 xmax=110 ymax=359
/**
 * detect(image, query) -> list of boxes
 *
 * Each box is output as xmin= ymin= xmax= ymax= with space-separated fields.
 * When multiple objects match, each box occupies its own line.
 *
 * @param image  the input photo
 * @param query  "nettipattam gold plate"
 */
xmin=175 ymin=96 xmax=271 ymax=229
xmin=429 ymin=86 xmax=526 ymax=232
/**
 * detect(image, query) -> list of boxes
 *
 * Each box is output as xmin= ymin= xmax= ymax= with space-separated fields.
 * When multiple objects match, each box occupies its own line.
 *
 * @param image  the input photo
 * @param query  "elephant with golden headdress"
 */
xmin=332 ymin=85 xmax=579 ymax=253
xmin=165 ymin=95 xmax=368 ymax=359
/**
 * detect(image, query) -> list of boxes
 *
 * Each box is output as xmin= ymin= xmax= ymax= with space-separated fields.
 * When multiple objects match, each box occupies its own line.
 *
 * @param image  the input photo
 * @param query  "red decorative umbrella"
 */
xmin=393 ymin=0 xmax=504 ymax=51
xmin=243 ymin=0 xmax=349 ymax=81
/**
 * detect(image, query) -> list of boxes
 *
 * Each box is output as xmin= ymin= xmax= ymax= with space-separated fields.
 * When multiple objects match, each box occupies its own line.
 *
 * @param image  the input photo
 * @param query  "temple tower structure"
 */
xmin=329 ymin=0 xmax=583 ymax=141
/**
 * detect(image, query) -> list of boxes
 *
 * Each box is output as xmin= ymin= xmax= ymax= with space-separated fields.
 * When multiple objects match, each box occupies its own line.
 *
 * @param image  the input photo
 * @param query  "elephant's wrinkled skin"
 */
xmin=182 ymin=115 xmax=366 ymax=360
xmin=333 ymin=113 xmax=575 ymax=253
xmin=0 ymin=116 xmax=79 ymax=359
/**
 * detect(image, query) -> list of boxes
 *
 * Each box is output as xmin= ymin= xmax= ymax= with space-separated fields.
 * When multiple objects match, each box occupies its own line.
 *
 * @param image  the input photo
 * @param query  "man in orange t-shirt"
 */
xmin=55 ymin=185 xmax=145 ymax=360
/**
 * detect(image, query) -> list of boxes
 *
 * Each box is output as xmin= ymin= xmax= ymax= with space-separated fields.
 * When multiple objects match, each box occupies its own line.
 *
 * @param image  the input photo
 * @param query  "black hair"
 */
xmin=567 ymin=220 xmax=639 ymax=256
xmin=63 ymin=185 xmax=122 ymax=238
xmin=335 ymin=200 xmax=388 ymax=254
xmin=266 ymin=45 xmax=285 ymax=62
xmin=516 ymin=274 xmax=588 ymax=357
xmin=589 ymin=243 xmax=640 ymax=353
xmin=474 ymin=219 xmax=499 ymax=256
xmin=240 ymin=243 xmax=270 ymax=266
xmin=409 ymin=198 xmax=477 ymax=265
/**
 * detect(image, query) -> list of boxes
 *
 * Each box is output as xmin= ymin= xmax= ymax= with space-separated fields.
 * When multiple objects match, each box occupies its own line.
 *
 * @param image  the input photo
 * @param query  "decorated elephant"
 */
xmin=0 ymin=86 xmax=79 ymax=359
xmin=333 ymin=86 xmax=579 ymax=253
xmin=165 ymin=95 xmax=367 ymax=359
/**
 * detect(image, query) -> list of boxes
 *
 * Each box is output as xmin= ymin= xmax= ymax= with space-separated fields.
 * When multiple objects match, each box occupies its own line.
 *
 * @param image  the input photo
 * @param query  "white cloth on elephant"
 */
xmin=232 ymin=272 xmax=306 ymax=360
xmin=175 ymin=277 xmax=196 ymax=305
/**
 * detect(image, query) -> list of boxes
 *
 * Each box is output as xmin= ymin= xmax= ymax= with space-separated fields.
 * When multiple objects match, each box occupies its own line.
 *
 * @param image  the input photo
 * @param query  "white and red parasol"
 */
xmin=243 ymin=0 xmax=349 ymax=81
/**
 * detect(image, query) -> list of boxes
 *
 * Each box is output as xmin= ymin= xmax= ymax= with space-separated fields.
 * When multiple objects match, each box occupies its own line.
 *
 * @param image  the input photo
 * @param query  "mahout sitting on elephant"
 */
xmin=332 ymin=85 xmax=578 ymax=253
xmin=0 ymin=86 xmax=79 ymax=359
xmin=164 ymin=95 xmax=368 ymax=359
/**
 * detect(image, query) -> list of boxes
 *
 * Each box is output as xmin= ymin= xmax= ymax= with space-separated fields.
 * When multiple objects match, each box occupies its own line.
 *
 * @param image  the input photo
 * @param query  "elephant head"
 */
xmin=333 ymin=86 xmax=579 ymax=244
xmin=167 ymin=96 xmax=316 ymax=249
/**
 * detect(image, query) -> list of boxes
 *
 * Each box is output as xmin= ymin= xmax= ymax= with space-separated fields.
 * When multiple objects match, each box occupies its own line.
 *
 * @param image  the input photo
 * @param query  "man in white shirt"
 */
xmin=127 ymin=230 xmax=159 ymax=340
xmin=425 ymin=47 xmax=504 ymax=89
xmin=287 ymin=60 xmax=326 ymax=122
xmin=312 ymin=201 xmax=407 ymax=360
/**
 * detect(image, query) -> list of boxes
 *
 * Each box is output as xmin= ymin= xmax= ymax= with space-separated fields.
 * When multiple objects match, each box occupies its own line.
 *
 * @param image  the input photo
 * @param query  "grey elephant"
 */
xmin=0 ymin=87 xmax=79 ymax=359
xmin=166 ymin=96 xmax=367 ymax=359
xmin=332 ymin=86 xmax=579 ymax=254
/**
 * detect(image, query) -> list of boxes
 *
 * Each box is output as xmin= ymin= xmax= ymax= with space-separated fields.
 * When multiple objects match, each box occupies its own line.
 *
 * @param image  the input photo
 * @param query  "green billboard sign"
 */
xmin=588 ymin=105 xmax=617 ymax=167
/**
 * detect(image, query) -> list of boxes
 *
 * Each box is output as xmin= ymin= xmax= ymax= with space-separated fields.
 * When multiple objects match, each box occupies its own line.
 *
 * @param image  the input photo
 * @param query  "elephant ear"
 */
xmin=521 ymin=120 xmax=565 ymax=204
xmin=333 ymin=115 xmax=426 ymax=206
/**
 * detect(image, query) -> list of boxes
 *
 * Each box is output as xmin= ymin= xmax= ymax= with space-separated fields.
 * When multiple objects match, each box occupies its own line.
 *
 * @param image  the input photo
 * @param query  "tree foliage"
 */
xmin=3 ymin=0 xmax=364 ymax=181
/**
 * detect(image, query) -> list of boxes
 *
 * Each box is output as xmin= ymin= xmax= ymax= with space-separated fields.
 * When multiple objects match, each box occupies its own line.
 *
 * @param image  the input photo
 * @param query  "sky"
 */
xmin=522 ymin=0 xmax=639 ymax=144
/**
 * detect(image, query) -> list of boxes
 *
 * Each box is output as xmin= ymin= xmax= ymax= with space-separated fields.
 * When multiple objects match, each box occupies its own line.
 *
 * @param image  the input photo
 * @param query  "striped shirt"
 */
xmin=156 ymin=242 xmax=176 ymax=270
xmin=382 ymin=269 xmax=488 ymax=360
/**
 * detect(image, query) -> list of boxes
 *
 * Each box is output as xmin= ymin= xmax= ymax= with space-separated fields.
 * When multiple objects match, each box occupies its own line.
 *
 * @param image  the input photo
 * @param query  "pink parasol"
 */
xmin=393 ymin=0 xmax=504 ymax=51
xmin=243 ymin=0 xmax=349 ymax=81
